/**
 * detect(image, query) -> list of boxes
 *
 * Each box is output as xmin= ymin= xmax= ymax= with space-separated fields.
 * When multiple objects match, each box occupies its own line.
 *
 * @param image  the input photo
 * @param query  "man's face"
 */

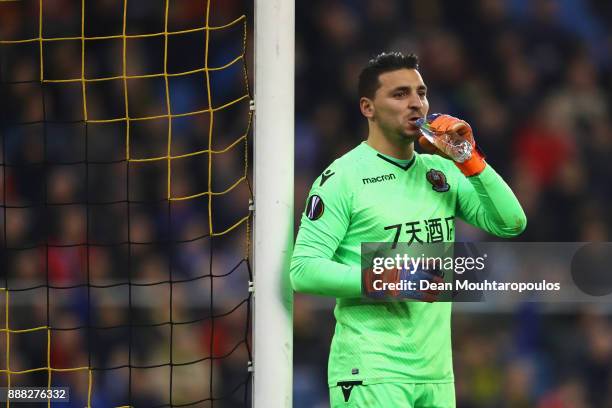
xmin=362 ymin=68 xmax=429 ymax=141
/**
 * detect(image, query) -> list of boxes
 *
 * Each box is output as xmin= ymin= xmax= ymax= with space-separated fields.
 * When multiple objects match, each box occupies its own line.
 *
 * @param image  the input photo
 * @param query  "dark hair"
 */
xmin=358 ymin=52 xmax=419 ymax=98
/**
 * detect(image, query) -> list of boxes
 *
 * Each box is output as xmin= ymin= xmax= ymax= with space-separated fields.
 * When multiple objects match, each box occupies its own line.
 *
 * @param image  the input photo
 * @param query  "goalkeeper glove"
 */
xmin=363 ymin=263 xmax=445 ymax=302
xmin=418 ymin=114 xmax=486 ymax=177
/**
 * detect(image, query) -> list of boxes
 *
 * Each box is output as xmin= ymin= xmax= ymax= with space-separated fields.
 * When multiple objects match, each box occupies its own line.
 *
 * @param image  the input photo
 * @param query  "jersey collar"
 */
xmin=360 ymin=141 xmax=418 ymax=171
xmin=376 ymin=153 xmax=416 ymax=171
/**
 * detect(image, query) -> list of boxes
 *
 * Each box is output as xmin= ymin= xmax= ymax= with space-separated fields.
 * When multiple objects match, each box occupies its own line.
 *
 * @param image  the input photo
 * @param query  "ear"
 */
xmin=360 ymin=97 xmax=375 ymax=118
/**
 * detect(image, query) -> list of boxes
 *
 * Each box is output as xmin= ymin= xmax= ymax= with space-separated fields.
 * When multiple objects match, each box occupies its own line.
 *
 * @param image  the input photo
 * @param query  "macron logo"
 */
xmin=362 ymin=173 xmax=396 ymax=185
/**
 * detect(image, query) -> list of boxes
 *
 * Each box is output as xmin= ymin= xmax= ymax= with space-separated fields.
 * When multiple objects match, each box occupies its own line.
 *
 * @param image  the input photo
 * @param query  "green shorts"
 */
xmin=329 ymin=381 xmax=456 ymax=408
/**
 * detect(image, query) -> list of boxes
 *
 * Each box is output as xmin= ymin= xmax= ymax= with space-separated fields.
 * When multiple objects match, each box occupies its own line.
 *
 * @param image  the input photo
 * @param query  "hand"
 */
xmin=418 ymin=114 xmax=486 ymax=176
xmin=363 ymin=264 xmax=445 ymax=302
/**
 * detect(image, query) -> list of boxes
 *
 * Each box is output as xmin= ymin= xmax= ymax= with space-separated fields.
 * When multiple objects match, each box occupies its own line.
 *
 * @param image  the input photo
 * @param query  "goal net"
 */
xmin=0 ymin=0 xmax=253 ymax=406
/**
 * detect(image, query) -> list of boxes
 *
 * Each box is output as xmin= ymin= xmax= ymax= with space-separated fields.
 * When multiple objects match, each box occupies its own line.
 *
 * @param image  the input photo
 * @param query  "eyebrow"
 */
xmin=391 ymin=85 xmax=428 ymax=92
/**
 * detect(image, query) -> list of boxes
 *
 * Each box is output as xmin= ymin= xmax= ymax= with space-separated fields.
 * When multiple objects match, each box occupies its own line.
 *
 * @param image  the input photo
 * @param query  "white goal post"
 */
xmin=253 ymin=0 xmax=295 ymax=406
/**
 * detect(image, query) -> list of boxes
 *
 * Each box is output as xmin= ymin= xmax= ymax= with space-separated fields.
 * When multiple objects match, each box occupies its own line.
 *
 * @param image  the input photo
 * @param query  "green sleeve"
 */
xmin=290 ymin=169 xmax=362 ymax=298
xmin=456 ymin=164 xmax=527 ymax=237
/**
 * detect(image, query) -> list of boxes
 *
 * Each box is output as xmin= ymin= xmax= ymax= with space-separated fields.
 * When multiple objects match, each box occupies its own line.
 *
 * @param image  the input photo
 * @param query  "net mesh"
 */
xmin=0 ymin=0 xmax=252 ymax=406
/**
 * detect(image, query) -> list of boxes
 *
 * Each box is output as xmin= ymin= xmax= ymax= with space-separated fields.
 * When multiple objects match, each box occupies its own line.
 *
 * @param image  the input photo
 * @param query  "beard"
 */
xmin=374 ymin=114 xmax=421 ymax=144
xmin=398 ymin=125 xmax=420 ymax=142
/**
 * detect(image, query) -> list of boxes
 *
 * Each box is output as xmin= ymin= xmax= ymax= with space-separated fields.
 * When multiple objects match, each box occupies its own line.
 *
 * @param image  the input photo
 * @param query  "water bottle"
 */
xmin=416 ymin=114 xmax=473 ymax=163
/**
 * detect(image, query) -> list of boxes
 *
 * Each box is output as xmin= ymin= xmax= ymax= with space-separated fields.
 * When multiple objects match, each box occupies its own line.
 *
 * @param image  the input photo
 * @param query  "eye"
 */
xmin=393 ymin=90 xmax=408 ymax=98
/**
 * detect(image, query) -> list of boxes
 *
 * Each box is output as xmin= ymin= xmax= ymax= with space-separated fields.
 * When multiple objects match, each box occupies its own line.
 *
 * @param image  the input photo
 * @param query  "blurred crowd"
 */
xmin=0 ymin=0 xmax=611 ymax=407
xmin=1 ymin=0 xmax=251 ymax=406
xmin=293 ymin=0 xmax=612 ymax=407
xmin=295 ymin=0 xmax=612 ymax=243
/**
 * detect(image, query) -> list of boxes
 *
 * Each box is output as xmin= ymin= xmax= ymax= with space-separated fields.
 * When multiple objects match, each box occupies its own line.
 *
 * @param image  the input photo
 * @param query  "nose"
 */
xmin=407 ymin=92 xmax=423 ymax=110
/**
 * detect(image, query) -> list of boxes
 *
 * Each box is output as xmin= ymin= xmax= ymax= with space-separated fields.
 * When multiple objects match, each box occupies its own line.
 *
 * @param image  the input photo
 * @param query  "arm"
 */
xmin=456 ymin=165 xmax=527 ymax=237
xmin=290 ymin=169 xmax=363 ymax=298
xmin=420 ymin=113 xmax=527 ymax=237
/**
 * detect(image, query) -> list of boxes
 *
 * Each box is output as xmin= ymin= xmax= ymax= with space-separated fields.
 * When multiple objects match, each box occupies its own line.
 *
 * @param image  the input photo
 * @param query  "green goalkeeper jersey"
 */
xmin=290 ymin=141 xmax=526 ymax=386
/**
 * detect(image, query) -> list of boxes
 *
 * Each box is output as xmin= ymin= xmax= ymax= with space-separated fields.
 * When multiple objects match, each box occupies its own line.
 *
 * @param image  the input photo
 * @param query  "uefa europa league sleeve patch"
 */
xmin=305 ymin=195 xmax=324 ymax=220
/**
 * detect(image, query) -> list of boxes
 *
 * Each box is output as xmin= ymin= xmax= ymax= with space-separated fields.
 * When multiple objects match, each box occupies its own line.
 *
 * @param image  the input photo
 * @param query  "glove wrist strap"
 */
xmin=456 ymin=148 xmax=486 ymax=177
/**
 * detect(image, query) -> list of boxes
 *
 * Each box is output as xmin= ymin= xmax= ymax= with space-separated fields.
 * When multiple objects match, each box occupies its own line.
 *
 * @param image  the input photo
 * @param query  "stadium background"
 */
xmin=293 ymin=1 xmax=611 ymax=407
xmin=0 ymin=0 xmax=611 ymax=407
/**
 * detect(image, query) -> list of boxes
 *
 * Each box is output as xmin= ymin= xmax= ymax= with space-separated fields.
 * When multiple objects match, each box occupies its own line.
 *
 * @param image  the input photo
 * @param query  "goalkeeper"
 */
xmin=290 ymin=52 xmax=526 ymax=407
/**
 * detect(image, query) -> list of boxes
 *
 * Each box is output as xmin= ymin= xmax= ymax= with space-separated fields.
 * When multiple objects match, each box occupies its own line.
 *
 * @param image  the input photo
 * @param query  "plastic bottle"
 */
xmin=416 ymin=114 xmax=473 ymax=163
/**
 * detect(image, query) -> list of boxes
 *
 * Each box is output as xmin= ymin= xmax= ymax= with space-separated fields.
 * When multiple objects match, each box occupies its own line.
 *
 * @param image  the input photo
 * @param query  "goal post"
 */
xmin=253 ymin=0 xmax=295 ymax=406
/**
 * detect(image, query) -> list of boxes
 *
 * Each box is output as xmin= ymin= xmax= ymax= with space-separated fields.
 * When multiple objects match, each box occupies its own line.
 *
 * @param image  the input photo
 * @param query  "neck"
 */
xmin=366 ymin=123 xmax=415 ymax=160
